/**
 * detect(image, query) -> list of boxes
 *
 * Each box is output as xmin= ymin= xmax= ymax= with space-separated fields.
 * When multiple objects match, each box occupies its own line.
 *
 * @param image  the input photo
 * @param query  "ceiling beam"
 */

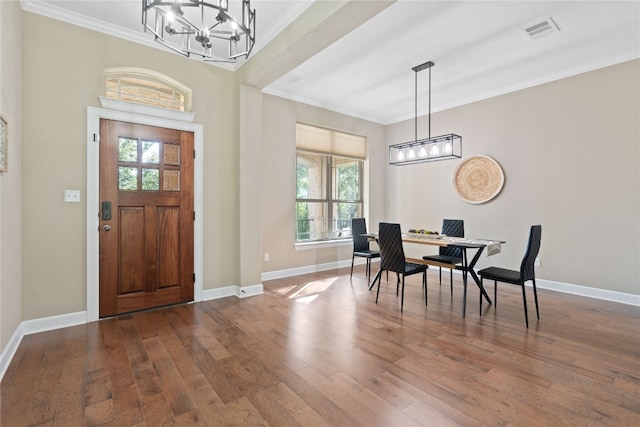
xmin=236 ymin=0 xmax=396 ymax=89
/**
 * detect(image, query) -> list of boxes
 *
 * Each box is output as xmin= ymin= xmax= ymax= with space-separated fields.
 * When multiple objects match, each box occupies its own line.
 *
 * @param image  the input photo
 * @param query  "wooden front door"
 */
xmin=99 ymin=119 xmax=194 ymax=317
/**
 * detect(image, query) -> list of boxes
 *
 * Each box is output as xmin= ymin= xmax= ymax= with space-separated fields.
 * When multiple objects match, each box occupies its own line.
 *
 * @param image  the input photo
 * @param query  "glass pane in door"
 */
xmin=119 ymin=166 xmax=138 ymax=191
xmin=118 ymin=138 xmax=138 ymax=162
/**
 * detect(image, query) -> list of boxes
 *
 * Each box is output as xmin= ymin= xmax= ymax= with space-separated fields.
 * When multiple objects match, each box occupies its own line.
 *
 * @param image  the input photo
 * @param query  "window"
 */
xmin=104 ymin=67 xmax=192 ymax=112
xmin=295 ymin=123 xmax=366 ymax=242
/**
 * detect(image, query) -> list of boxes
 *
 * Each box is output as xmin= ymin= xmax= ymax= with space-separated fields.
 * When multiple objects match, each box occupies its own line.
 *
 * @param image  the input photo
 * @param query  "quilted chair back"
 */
xmin=378 ymin=223 xmax=405 ymax=274
xmin=440 ymin=219 xmax=464 ymax=258
xmin=520 ymin=225 xmax=542 ymax=282
xmin=352 ymin=218 xmax=370 ymax=252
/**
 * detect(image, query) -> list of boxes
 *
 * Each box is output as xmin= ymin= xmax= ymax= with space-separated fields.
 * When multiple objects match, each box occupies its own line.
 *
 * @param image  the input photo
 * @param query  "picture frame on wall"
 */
xmin=0 ymin=115 xmax=7 ymax=173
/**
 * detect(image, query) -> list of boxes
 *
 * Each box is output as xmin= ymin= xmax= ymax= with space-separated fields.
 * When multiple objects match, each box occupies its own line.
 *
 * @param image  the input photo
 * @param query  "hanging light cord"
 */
xmin=414 ymin=62 xmax=433 ymax=143
xmin=414 ymin=68 xmax=418 ymax=144
xmin=428 ymin=64 xmax=431 ymax=139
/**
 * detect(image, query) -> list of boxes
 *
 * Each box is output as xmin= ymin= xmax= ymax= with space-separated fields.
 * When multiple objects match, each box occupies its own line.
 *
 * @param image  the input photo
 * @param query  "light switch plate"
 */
xmin=64 ymin=190 xmax=81 ymax=203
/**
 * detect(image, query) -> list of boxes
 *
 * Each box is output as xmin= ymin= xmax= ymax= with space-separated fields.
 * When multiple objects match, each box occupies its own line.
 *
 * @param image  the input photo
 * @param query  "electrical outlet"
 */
xmin=64 ymin=190 xmax=81 ymax=203
xmin=264 ymin=253 xmax=270 ymax=262
xmin=534 ymin=258 xmax=541 ymax=267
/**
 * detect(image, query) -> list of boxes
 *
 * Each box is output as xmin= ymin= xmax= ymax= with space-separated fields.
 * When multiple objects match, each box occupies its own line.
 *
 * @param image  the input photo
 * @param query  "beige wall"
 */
xmin=260 ymin=60 xmax=639 ymax=297
xmin=3 ymin=3 xmax=638 ymax=360
xmin=261 ymin=94 xmax=387 ymax=272
xmin=386 ymin=60 xmax=639 ymax=294
xmin=21 ymin=12 xmax=241 ymax=320
xmin=239 ymin=84 xmax=263 ymax=287
xmin=0 ymin=0 xmax=23 ymax=351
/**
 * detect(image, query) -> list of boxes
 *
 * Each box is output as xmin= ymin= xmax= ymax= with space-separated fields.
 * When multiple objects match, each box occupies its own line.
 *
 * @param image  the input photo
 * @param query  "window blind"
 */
xmin=296 ymin=123 xmax=366 ymax=160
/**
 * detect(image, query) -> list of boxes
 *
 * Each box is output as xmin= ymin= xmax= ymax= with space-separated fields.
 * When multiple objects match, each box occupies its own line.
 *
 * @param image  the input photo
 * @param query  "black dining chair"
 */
xmin=350 ymin=218 xmax=380 ymax=281
xmin=374 ymin=222 xmax=428 ymax=312
xmin=478 ymin=225 xmax=542 ymax=328
xmin=422 ymin=219 xmax=465 ymax=296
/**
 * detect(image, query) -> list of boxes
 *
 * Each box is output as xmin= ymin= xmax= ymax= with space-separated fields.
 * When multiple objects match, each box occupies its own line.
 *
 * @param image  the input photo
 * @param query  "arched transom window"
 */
xmin=104 ymin=68 xmax=192 ymax=112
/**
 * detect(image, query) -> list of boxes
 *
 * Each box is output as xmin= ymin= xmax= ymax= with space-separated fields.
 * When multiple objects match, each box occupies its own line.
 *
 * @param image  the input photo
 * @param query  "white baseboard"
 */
xmin=236 ymin=284 xmax=264 ymax=298
xmin=262 ymin=258 xmax=376 ymax=281
xmin=22 ymin=311 xmax=88 ymax=335
xmin=201 ymin=284 xmax=264 ymax=301
xmin=0 ymin=322 xmax=24 ymax=381
xmin=0 ymin=311 xmax=87 ymax=382
xmin=201 ymin=285 xmax=237 ymax=301
xmin=534 ymin=278 xmax=640 ymax=306
xmin=263 ymin=261 xmax=640 ymax=307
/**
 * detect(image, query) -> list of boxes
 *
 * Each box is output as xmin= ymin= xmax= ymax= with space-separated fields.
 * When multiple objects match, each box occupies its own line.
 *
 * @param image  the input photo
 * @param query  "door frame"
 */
xmin=87 ymin=103 xmax=203 ymax=322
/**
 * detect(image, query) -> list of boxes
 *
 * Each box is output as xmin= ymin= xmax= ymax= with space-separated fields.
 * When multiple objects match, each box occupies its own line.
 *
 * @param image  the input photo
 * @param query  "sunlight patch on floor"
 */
xmin=271 ymin=277 xmax=339 ymax=302
xmin=271 ymin=285 xmax=299 ymax=296
xmin=290 ymin=277 xmax=338 ymax=298
xmin=294 ymin=294 xmax=319 ymax=304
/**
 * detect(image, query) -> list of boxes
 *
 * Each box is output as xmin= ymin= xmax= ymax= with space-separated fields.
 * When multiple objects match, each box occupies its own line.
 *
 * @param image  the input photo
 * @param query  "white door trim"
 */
xmin=86 ymin=106 xmax=204 ymax=322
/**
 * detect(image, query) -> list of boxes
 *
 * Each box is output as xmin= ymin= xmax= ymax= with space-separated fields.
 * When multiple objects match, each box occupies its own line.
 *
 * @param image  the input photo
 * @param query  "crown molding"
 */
xmin=20 ymin=0 xmax=315 ymax=73
xmin=20 ymin=0 xmax=236 ymax=70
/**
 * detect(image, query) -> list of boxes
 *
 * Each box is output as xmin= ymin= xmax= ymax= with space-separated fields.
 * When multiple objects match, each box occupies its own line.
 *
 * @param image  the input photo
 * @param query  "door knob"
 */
xmin=103 ymin=225 xmax=112 ymax=232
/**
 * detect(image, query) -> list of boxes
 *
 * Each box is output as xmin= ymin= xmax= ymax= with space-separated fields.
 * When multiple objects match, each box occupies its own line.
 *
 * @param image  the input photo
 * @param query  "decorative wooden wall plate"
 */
xmin=453 ymin=155 xmax=504 ymax=204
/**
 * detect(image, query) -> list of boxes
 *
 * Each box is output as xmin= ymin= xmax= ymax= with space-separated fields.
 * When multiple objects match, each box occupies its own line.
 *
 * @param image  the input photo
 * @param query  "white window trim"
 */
xmin=295 ymin=239 xmax=352 ymax=251
xmin=99 ymin=97 xmax=196 ymax=123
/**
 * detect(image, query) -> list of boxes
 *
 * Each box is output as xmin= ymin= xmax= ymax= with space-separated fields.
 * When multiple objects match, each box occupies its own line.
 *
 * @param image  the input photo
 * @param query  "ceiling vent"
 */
xmin=523 ymin=17 xmax=560 ymax=39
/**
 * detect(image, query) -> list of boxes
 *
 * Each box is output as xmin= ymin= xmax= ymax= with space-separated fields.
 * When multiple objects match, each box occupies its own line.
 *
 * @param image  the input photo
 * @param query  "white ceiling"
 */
xmin=22 ymin=0 xmax=640 ymax=125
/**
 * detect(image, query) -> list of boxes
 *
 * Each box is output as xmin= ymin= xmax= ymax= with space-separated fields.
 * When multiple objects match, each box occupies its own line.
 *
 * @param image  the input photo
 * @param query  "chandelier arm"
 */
xmin=211 ymin=34 xmax=235 ymax=41
xmin=207 ymin=21 xmax=224 ymax=31
xmin=228 ymin=37 xmax=253 ymax=59
xmin=169 ymin=29 xmax=196 ymax=35
xmin=216 ymin=12 xmax=253 ymax=35
xmin=201 ymin=0 xmax=227 ymax=12
xmin=175 ymin=15 xmax=199 ymax=32
xmin=154 ymin=36 xmax=191 ymax=57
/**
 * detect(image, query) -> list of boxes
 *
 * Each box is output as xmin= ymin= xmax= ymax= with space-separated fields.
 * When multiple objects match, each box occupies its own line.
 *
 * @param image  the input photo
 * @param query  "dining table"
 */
xmin=364 ymin=233 xmax=505 ymax=317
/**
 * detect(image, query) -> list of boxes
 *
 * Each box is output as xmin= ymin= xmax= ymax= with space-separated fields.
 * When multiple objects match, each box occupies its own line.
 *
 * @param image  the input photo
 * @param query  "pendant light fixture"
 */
xmin=389 ymin=61 xmax=462 ymax=165
xmin=142 ymin=0 xmax=256 ymax=63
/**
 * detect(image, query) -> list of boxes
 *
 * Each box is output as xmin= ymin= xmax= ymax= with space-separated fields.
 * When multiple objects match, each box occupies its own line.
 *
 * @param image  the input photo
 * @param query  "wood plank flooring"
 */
xmin=2 ymin=266 xmax=639 ymax=426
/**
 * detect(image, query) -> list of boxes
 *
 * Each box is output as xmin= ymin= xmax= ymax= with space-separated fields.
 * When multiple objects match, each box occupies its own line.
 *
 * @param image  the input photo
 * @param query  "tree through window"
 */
xmin=295 ymin=123 xmax=366 ymax=242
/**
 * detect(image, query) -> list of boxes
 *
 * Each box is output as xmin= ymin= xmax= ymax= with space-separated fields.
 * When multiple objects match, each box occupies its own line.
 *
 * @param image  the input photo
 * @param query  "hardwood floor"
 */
xmin=2 ymin=266 xmax=639 ymax=426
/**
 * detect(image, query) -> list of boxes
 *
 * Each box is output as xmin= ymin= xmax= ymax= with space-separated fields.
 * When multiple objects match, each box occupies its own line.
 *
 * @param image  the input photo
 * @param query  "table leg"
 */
xmin=457 ymin=246 xmax=492 ymax=317
xmin=470 ymin=269 xmax=490 ymax=302
xmin=467 ymin=247 xmax=492 ymax=304
xmin=368 ymin=268 xmax=382 ymax=291
xmin=462 ymin=266 xmax=468 ymax=317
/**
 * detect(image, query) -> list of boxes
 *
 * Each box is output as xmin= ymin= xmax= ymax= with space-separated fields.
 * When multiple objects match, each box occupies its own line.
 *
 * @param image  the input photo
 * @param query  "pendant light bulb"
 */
xmin=444 ymin=141 xmax=452 ymax=155
xmin=419 ymin=145 xmax=427 ymax=158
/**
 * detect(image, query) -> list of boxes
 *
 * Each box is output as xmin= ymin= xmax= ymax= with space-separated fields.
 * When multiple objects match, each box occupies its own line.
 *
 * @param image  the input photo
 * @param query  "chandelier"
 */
xmin=142 ymin=0 xmax=256 ymax=63
xmin=389 ymin=61 xmax=462 ymax=165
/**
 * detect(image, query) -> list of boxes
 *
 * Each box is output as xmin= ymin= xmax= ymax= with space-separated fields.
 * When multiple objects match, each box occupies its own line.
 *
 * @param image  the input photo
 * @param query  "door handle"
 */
xmin=103 ymin=225 xmax=112 ymax=232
